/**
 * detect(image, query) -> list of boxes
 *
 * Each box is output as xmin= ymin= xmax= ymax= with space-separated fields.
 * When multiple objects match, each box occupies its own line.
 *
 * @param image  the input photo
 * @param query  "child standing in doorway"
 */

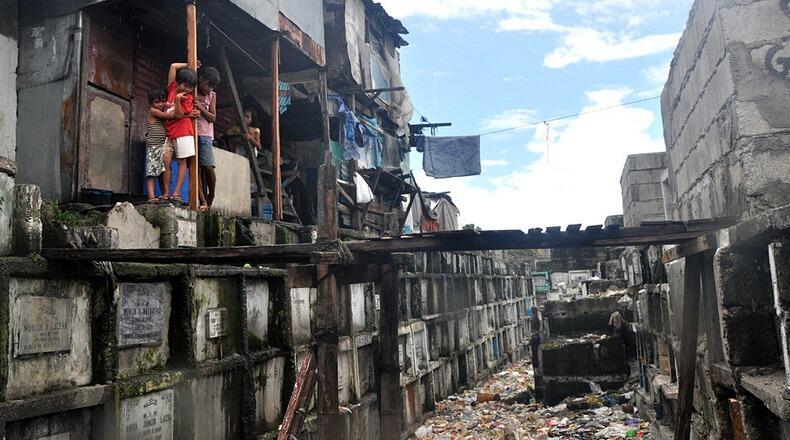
xmin=195 ymin=66 xmax=221 ymax=211
xmin=145 ymin=87 xmax=173 ymax=202
xmin=165 ymin=62 xmax=199 ymax=204
xmin=226 ymin=108 xmax=262 ymax=156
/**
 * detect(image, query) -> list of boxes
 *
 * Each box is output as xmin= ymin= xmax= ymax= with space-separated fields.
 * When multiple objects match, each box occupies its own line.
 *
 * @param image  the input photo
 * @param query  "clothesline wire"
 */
xmin=476 ymin=95 xmax=661 ymax=137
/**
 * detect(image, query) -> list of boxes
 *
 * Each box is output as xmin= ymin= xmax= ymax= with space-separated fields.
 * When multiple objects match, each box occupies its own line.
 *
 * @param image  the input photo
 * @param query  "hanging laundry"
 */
xmin=358 ymin=115 xmax=383 ymax=169
xmin=330 ymin=96 xmax=361 ymax=161
xmin=422 ymin=136 xmax=481 ymax=178
xmin=410 ymin=133 xmax=426 ymax=152
xmin=278 ymin=81 xmax=292 ymax=114
xmin=353 ymin=172 xmax=375 ymax=204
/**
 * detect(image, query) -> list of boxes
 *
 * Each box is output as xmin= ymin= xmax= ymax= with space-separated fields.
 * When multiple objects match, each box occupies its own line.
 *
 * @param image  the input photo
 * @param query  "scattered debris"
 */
xmin=413 ymin=360 xmax=651 ymax=439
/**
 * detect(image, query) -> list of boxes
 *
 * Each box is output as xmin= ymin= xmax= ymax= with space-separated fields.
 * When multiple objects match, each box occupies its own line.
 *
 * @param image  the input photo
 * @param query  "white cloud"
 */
xmin=544 ymin=29 xmax=681 ymax=68
xmin=481 ymin=109 xmax=538 ymax=132
xmin=413 ymin=88 xmax=665 ymax=230
xmin=376 ymin=0 xmax=554 ymax=21
xmin=379 ymin=0 xmax=687 ymax=69
xmin=482 ymin=159 xmax=509 ymax=167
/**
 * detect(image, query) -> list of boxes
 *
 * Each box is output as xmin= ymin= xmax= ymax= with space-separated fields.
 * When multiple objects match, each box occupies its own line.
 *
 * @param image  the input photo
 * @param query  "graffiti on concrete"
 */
xmin=766 ymin=41 xmax=790 ymax=79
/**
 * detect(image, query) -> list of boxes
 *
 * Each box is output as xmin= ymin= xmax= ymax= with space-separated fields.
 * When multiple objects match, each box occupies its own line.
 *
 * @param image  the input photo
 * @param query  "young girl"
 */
xmin=195 ymin=66 xmax=221 ymax=210
xmin=145 ymin=87 xmax=173 ymax=202
xmin=226 ymin=108 xmax=262 ymax=156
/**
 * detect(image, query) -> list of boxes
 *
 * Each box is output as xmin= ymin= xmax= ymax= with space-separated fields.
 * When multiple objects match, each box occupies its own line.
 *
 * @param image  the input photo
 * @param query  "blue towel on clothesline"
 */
xmin=422 ymin=136 xmax=481 ymax=179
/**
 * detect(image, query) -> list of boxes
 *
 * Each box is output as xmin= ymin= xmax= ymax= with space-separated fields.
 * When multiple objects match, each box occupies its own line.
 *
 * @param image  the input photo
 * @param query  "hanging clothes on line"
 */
xmin=358 ymin=115 xmax=383 ymax=169
xmin=422 ymin=135 xmax=481 ymax=178
xmin=330 ymin=95 xmax=361 ymax=161
xmin=278 ymin=81 xmax=292 ymax=114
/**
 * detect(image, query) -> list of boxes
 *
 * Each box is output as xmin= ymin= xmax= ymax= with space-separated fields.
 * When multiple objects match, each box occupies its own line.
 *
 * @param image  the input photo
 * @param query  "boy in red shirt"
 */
xmin=165 ymin=62 xmax=199 ymax=203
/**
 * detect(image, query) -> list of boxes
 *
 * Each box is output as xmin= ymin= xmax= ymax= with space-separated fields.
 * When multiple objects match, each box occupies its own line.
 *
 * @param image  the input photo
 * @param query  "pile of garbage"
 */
xmin=413 ymin=360 xmax=651 ymax=439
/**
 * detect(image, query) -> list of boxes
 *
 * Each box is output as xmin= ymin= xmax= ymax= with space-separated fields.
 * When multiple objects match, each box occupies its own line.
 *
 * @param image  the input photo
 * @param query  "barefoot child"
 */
xmin=165 ymin=63 xmax=199 ymax=204
xmin=195 ymin=66 xmax=221 ymax=210
xmin=145 ymin=87 xmax=173 ymax=202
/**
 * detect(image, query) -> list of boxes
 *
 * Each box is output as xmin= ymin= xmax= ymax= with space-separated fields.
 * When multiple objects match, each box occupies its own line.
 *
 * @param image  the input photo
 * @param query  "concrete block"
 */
xmin=11 ymin=183 xmax=41 ymax=255
xmin=714 ymin=246 xmax=773 ymax=309
xmin=0 ymin=174 xmax=14 ymax=255
xmin=176 ymin=372 xmax=243 ymax=438
xmin=191 ymin=277 xmax=242 ymax=363
xmin=5 ymin=278 xmax=92 ymax=400
xmin=211 ymin=147 xmax=251 ymax=218
xmin=246 ymin=279 xmax=270 ymax=351
xmin=173 ymin=206 xmax=197 ymax=247
xmin=720 ymin=309 xmax=780 ymax=367
xmin=718 ymin=0 xmax=790 ymax=46
xmin=105 ymin=202 xmax=160 ymax=249
xmin=290 ymin=287 xmax=313 ymax=346
xmin=136 ymin=204 xmax=179 ymax=248
xmin=252 ymin=356 xmax=286 ymax=433
xmin=249 ymin=219 xmax=275 ymax=245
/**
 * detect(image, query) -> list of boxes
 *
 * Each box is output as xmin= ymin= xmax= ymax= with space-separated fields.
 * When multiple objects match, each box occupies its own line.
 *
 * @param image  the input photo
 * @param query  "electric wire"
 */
xmin=478 ymin=95 xmax=661 ymax=137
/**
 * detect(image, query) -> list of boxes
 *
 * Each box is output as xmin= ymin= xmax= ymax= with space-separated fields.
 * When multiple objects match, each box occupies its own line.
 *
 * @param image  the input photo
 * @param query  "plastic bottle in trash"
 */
xmin=262 ymin=197 xmax=274 ymax=221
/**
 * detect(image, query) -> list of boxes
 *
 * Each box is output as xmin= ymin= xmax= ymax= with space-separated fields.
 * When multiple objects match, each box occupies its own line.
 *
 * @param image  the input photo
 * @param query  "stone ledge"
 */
xmin=0 ymin=385 xmax=110 ymax=422
xmin=739 ymin=367 xmax=790 ymax=420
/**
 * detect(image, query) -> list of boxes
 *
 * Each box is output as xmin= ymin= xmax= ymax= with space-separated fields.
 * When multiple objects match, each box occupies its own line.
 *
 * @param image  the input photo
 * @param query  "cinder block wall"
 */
xmin=620 ymin=153 xmax=668 ymax=228
xmin=661 ymin=0 xmax=790 ymax=221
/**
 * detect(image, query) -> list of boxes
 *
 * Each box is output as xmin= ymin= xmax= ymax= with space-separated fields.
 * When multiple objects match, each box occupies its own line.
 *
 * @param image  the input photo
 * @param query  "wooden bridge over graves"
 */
xmin=40 ymin=172 xmax=737 ymax=440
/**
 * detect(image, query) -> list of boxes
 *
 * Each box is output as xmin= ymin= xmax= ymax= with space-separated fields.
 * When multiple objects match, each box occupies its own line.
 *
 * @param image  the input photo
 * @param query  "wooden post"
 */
xmin=379 ymin=258 xmax=402 ymax=439
xmin=186 ymin=1 xmax=199 ymax=210
xmin=674 ymin=252 xmax=703 ymax=440
xmin=219 ymin=47 xmax=266 ymax=216
xmin=316 ymin=151 xmax=339 ymax=438
xmin=271 ymin=37 xmax=282 ymax=221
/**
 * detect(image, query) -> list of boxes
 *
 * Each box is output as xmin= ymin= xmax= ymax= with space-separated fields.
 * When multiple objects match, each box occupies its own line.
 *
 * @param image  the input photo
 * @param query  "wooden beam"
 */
xmin=186 ymin=2 xmax=199 ymax=211
xmin=674 ymin=252 xmax=704 ymax=440
xmin=271 ymin=37 xmax=283 ymax=221
xmin=41 ymin=220 xmax=734 ymax=265
xmin=662 ymin=234 xmax=718 ymax=263
xmin=220 ymin=46 xmax=267 ymax=216
xmin=379 ymin=258 xmax=402 ymax=440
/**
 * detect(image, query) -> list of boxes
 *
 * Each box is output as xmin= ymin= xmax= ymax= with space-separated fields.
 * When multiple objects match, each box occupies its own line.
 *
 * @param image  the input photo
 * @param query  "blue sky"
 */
xmin=378 ymin=0 xmax=694 ymax=229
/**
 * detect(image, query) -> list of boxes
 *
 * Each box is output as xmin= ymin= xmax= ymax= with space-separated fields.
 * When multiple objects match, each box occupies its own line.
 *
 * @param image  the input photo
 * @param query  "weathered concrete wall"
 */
xmin=0 ymin=174 xmax=14 ymax=255
xmin=15 ymin=12 xmax=80 ymax=202
xmin=662 ymin=0 xmax=790 ymax=221
xmin=0 ymin=0 xmax=18 ymax=255
xmin=230 ymin=0 xmax=279 ymax=30
xmin=5 ymin=278 xmax=92 ymax=400
xmin=544 ymin=296 xmax=622 ymax=335
xmin=621 ymin=153 xmax=668 ymax=227
xmin=105 ymin=203 xmax=161 ymax=249
xmin=212 ymin=148 xmax=252 ymax=218
xmin=0 ymin=0 xmax=17 ymax=163
xmin=280 ymin=0 xmax=325 ymax=47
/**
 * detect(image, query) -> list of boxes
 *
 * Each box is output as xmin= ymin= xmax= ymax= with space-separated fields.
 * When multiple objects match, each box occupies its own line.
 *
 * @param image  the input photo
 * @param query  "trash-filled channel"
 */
xmin=412 ymin=359 xmax=651 ymax=439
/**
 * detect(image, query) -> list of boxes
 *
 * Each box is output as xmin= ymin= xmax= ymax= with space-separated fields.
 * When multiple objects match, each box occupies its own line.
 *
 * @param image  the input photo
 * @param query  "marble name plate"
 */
xmin=207 ymin=308 xmax=228 ymax=339
xmin=16 ymin=296 xmax=73 ymax=356
xmin=118 ymin=283 xmax=165 ymax=347
xmin=121 ymin=389 xmax=174 ymax=440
